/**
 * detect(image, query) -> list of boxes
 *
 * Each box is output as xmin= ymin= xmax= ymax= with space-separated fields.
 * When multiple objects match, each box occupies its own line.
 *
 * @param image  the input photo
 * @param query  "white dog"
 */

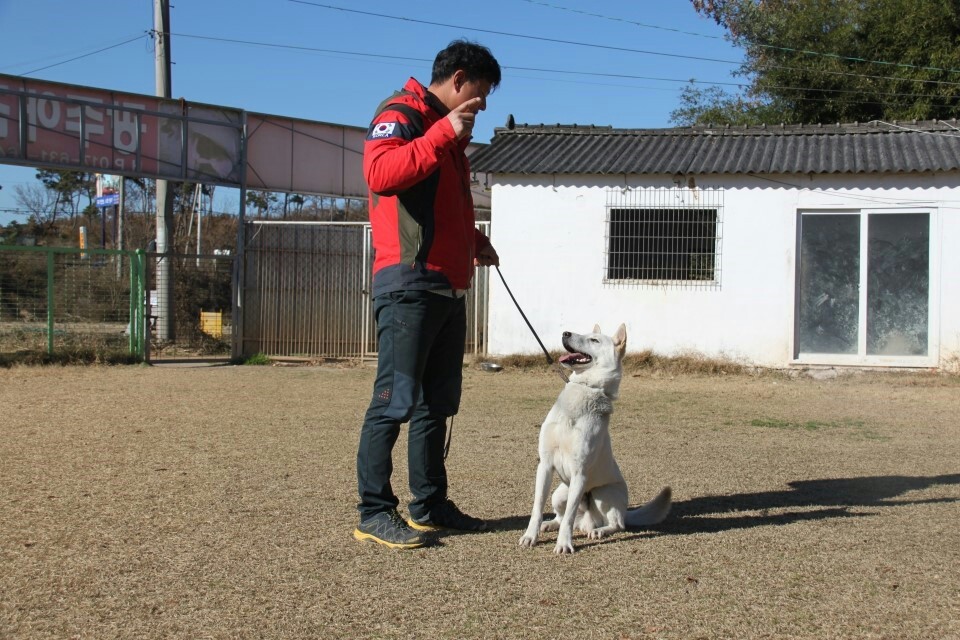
xmin=519 ymin=324 xmax=671 ymax=554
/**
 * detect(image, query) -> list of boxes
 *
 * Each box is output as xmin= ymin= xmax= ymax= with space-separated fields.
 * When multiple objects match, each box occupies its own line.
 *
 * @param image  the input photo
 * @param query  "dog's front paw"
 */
xmin=518 ymin=533 xmax=538 ymax=548
xmin=554 ymin=531 xmax=576 ymax=554
xmin=553 ymin=541 xmax=576 ymax=554
xmin=587 ymin=529 xmax=605 ymax=540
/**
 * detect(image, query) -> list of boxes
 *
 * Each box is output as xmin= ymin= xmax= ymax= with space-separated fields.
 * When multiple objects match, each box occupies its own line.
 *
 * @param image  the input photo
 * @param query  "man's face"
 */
xmin=455 ymin=78 xmax=492 ymax=113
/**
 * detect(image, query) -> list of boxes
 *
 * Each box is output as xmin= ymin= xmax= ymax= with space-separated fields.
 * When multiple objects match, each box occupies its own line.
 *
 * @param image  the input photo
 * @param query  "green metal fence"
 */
xmin=0 ymin=246 xmax=147 ymax=361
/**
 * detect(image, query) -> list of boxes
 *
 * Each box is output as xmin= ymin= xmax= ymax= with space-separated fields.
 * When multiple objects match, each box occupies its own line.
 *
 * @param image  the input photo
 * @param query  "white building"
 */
xmin=470 ymin=120 xmax=960 ymax=370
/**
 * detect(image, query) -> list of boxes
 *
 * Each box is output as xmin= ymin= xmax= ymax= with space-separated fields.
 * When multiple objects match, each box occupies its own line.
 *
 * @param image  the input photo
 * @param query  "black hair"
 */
xmin=430 ymin=39 xmax=501 ymax=90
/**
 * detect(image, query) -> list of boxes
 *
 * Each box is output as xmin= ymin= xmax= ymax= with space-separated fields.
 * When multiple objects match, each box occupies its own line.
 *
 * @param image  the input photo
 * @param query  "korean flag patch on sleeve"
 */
xmin=370 ymin=122 xmax=397 ymax=139
xmin=368 ymin=119 xmax=412 ymax=141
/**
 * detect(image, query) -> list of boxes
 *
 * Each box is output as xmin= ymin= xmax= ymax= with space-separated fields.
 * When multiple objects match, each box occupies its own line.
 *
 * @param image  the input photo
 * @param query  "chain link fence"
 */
xmin=0 ymin=246 xmax=236 ymax=364
xmin=0 ymin=246 xmax=147 ymax=363
xmin=2 ymin=227 xmax=490 ymax=365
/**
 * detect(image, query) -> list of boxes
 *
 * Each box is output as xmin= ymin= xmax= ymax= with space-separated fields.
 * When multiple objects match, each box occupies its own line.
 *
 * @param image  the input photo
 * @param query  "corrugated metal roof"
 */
xmin=468 ymin=120 xmax=960 ymax=176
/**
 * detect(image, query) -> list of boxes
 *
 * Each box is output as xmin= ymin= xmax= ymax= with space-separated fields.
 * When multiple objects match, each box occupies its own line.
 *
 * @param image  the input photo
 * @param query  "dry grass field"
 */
xmin=1 ymin=362 xmax=959 ymax=639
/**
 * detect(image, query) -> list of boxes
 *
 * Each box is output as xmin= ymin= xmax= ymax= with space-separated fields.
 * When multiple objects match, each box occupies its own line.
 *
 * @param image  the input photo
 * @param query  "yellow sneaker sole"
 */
xmin=408 ymin=518 xmax=489 ymax=533
xmin=406 ymin=518 xmax=445 ymax=532
xmin=352 ymin=528 xmax=426 ymax=549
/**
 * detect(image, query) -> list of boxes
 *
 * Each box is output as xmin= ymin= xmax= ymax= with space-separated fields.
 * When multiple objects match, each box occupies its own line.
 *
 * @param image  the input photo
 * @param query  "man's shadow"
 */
xmin=487 ymin=473 xmax=960 ymax=538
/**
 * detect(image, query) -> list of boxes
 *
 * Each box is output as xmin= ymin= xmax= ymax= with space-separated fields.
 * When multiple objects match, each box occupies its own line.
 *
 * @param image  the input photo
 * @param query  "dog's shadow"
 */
xmin=486 ymin=473 xmax=960 ymax=544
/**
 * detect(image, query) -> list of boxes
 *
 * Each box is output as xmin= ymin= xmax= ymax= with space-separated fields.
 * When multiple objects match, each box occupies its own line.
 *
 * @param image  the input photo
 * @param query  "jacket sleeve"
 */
xmin=363 ymin=112 xmax=459 ymax=195
xmin=474 ymin=227 xmax=492 ymax=253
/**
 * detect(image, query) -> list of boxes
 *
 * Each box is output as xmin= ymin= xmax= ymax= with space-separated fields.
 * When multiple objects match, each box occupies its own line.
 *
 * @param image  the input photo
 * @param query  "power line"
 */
xmin=286 ymin=1 xmax=746 ymax=66
xmin=172 ymin=31 xmax=740 ymax=87
xmin=520 ymin=0 xmax=727 ymax=41
xmin=874 ymin=120 xmax=960 ymax=138
xmin=519 ymin=0 xmax=960 ymax=76
xmin=166 ymin=31 xmax=960 ymax=109
xmin=746 ymin=173 xmax=960 ymax=209
xmin=19 ymin=33 xmax=152 ymax=76
xmin=1 ymin=34 xmax=148 ymax=72
xmin=286 ymin=0 xmax=960 ymax=89
xmin=171 ymin=31 xmax=741 ymax=94
xmin=171 ymin=32 xmax=433 ymax=65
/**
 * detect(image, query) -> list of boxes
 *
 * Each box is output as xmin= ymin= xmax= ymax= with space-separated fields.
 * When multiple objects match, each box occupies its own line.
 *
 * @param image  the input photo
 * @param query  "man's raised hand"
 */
xmin=447 ymin=98 xmax=482 ymax=139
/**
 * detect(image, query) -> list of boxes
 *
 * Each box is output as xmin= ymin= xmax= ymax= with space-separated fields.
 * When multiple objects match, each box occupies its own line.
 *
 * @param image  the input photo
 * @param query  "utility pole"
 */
xmin=154 ymin=0 xmax=175 ymax=342
xmin=116 ymin=176 xmax=125 ymax=280
xmin=196 ymin=184 xmax=203 ymax=266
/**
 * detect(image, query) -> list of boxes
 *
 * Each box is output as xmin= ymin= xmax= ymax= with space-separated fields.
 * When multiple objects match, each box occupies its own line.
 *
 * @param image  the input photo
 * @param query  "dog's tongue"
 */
xmin=559 ymin=352 xmax=590 ymax=365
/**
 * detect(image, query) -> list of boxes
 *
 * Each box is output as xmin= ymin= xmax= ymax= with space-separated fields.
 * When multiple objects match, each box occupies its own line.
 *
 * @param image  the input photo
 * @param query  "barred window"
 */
xmin=605 ymin=188 xmax=722 ymax=286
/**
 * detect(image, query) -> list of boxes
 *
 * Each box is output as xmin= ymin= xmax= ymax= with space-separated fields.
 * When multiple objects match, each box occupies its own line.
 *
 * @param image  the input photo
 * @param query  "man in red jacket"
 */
xmin=353 ymin=40 xmax=501 ymax=549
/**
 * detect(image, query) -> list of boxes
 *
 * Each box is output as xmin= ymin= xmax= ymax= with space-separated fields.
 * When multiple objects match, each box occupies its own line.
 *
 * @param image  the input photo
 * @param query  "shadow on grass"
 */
xmin=671 ymin=473 xmax=960 ymax=517
xmin=485 ymin=474 xmax=960 ymax=541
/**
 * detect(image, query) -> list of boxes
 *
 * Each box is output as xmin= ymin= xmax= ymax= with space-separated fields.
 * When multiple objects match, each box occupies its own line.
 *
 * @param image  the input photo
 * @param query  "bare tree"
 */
xmin=14 ymin=183 xmax=60 ymax=231
xmin=36 ymin=170 xmax=94 ymax=221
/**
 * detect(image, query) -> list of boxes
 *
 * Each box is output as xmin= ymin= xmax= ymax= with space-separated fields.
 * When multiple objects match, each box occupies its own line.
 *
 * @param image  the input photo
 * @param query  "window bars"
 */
xmin=604 ymin=187 xmax=723 ymax=288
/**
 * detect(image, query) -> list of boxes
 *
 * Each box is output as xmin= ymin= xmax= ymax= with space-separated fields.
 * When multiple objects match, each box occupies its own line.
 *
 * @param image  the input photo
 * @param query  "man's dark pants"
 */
xmin=357 ymin=289 xmax=466 ymax=522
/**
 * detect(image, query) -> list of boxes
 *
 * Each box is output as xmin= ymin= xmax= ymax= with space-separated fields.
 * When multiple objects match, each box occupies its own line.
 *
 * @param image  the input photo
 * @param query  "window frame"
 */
xmin=792 ymin=207 xmax=940 ymax=368
xmin=603 ymin=187 xmax=723 ymax=288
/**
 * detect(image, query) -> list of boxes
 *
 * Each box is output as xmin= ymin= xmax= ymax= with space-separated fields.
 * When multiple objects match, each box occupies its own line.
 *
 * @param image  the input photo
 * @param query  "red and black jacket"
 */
xmin=364 ymin=78 xmax=491 ymax=297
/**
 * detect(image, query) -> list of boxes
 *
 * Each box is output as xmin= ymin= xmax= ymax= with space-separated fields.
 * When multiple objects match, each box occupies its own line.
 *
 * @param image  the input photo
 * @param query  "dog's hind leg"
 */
xmin=539 ymin=483 xmax=567 ymax=533
xmin=565 ymin=489 xmax=596 ymax=535
xmin=584 ymin=482 xmax=627 ymax=540
xmin=576 ymin=504 xmax=597 ymax=537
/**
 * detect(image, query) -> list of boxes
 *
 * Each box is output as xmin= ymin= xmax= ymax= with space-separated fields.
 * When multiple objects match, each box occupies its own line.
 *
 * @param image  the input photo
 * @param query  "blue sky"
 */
xmin=0 ymin=0 xmax=744 ymax=223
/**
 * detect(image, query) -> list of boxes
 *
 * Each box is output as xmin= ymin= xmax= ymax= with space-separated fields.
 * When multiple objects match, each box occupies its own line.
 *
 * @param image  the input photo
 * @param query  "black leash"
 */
xmin=444 ymin=416 xmax=453 ymax=461
xmin=445 ymin=266 xmax=567 ymax=461
xmin=495 ymin=266 xmax=569 ymax=384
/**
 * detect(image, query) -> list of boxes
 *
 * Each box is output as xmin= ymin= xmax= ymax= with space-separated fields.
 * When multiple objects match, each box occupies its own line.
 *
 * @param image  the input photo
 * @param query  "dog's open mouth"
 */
xmin=558 ymin=352 xmax=592 ymax=366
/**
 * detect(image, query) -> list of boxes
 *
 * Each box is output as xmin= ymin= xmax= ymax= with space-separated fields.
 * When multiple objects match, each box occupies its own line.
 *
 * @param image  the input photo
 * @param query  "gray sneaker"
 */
xmin=353 ymin=510 xmax=428 ymax=549
xmin=407 ymin=499 xmax=488 ymax=532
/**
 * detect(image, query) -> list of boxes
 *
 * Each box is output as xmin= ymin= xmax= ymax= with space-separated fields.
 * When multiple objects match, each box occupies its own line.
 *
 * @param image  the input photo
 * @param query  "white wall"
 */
xmin=484 ymin=172 xmax=960 ymax=368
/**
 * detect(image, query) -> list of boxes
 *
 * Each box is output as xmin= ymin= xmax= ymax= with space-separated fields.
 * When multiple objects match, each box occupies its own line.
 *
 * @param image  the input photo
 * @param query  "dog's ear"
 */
xmin=613 ymin=323 xmax=627 ymax=357
xmin=592 ymin=324 xmax=601 ymax=334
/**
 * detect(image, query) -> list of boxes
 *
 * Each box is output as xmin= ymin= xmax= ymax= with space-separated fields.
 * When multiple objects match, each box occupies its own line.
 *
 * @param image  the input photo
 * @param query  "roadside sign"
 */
xmin=95 ymin=194 xmax=119 ymax=207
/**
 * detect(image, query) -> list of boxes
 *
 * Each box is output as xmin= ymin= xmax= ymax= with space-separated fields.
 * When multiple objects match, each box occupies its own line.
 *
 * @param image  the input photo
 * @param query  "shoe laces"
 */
xmin=387 ymin=510 xmax=411 ymax=530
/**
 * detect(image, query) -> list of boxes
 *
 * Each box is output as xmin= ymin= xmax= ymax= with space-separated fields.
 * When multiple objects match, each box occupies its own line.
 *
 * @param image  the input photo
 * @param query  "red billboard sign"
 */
xmin=0 ymin=73 xmax=488 ymax=204
xmin=0 ymin=74 xmax=242 ymax=186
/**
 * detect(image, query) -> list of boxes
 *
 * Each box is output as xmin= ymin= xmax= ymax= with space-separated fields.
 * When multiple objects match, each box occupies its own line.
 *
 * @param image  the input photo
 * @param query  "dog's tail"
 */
xmin=625 ymin=486 xmax=672 ymax=528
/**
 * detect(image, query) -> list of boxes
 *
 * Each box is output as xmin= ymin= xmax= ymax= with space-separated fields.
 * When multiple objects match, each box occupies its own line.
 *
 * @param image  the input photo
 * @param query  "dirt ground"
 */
xmin=1 ymin=363 xmax=959 ymax=639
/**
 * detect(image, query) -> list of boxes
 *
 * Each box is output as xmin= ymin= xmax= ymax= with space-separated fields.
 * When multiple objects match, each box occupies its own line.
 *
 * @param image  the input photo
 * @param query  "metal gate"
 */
xmin=240 ymin=221 xmax=489 ymax=360
xmin=144 ymin=251 xmax=236 ymax=361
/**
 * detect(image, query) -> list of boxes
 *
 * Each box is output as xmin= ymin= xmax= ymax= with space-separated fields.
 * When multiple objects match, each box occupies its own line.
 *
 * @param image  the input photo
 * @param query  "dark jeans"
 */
xmin=356 ymin=290 xmax=466 ymax=521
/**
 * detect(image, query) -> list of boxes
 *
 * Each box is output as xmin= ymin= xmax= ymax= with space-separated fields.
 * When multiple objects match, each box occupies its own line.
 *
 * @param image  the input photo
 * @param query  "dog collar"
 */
xmin=566 ymin=379 xmax=616 ymax=408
